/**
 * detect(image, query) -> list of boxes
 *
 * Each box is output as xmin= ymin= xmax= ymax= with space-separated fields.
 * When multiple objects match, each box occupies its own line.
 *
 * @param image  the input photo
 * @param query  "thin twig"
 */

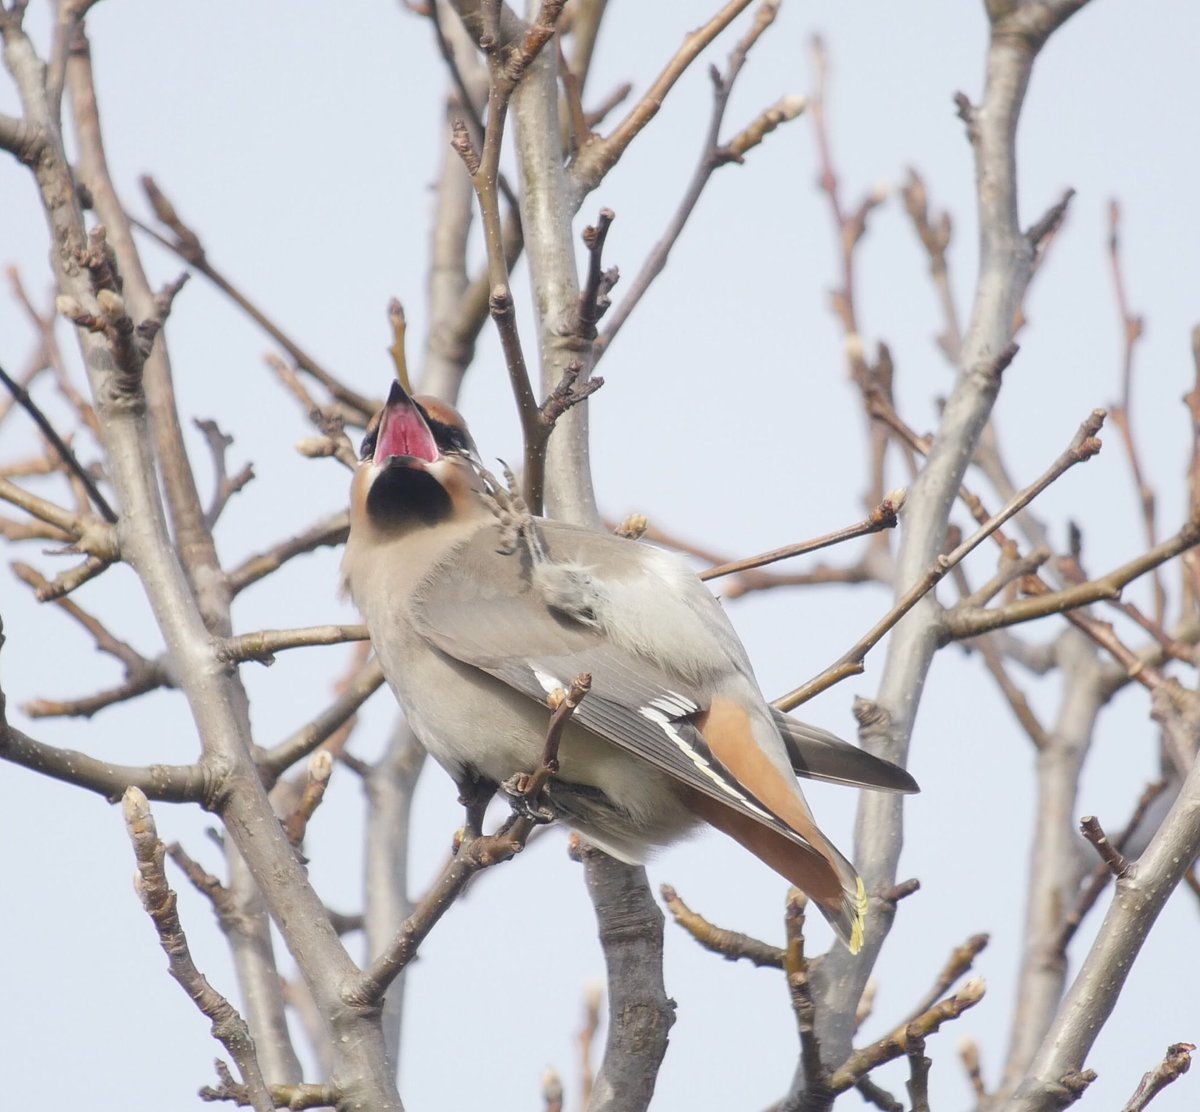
xmin=575 ymin=207 xmax=617 ymax=335
xmin=946 ymin=519 xmax=1200 ymax=644
xmin=510 ymin=674 xmax=592 ymax=807
xmin=167 ymin=842 xmax=235 ymax=920
xmin=23 ymin=666 xmax=166 ymax=719
xmin=960 ymin=1038 xmax=988 ymax=1101
xmin=137 ymin=179 xmax=376 ymax=418
xmin=0 ymin=359 xmax=117 ymax=521
xmin=660 ymin=883 xmax=784 ymax=968
xmin=856 ymin=1076 xmax=904 ymax=1112
xmin=281 ymin=751 xmax=333 ymax=847
xmin=1079 ymin=815 xmax=1130 ymax=879
xmin=775 ymin=409 xmax=1105 ymax=711
xmin=807 ymin=33 xmax=893 ymax=514
xmin=558 ymin=35 xmax=588 ymax=153
xmin=0 ymin=721 xmax=203 ymax=802
xmin=865 ymin=378 xmax=1021 ymax=561
xmin=445 ymin=1 xmax=575 ymax=514
xmin=597 ymin=1 xmax=798 ymax=356
xmin=571 ymin=0 xmax=757 ymax=195
xmin=345 ymin=673 xmax=590 ymax=1005
xmin=226 ymin=513 xmax=349 ymax=595
xmin=11 ymin=560 xmax=146 ymax=670
xmin=784 ymin=890 xmax=830 ymax=1101
xmin=828 ymin=980 xmax=986 ymax=1093
xmin=1121 ymin=1043 xmax=1195 ymax=1112
xmin=901 ymin=169 xmax=962 ymax=365
xmin=387 ymin=298 xmax=411 ymax=393
xmin=6 ymin=266 xmax=101 ymax=436
xmin=194 ymin=418 xmax=254 ymax=528
xmin=199 ymin=1059 xmax=339 ymax=1111
xmin=12 ymin=559 xmax=164 ymax=714
xmin=0 ymin=473 xmax=115 ymax=552
xmin=258 ymin=657 xmax=385 ymax=782
xmin=700 ymin=493 xmax=902 ymax=582
xmin=1182 ymin=329 xmax=1200 ymax=613
xmin=1106 ymin=199 xmax=1163 ymax=625
xmin=905 ymin=1027 xmax=931 ymax=1112
xmin=1057 ymin=780 xmax=1169 ymax=952
xmin=219 ymin=624 xmax=369 ymax=665
xmin=583 ymin=81 xmax=633 ymax=129
xmin=428 ymin=0 xmax=487 ymax=142
xmin=976 ymin=635 xmax=1051 ymax=749
xmin=1065 ymin=606 xmax=1168 ymax=694
xmin=265 ymin=354 xmax=359 ymax=470
xmin=901 ymin=933 xmax=990 ymax=1027
xmin=30 ymin=554 xmax=116 ymax=603
xmin=122 ymin=788 xmax=273 ymax=1112
xmin=579 ymin=982 xmax=602 ymax=1109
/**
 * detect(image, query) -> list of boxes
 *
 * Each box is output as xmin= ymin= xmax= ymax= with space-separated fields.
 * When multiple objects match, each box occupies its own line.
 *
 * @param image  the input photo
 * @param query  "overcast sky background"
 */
xmin=3 ymin=2 xmax=1200 ymax=1110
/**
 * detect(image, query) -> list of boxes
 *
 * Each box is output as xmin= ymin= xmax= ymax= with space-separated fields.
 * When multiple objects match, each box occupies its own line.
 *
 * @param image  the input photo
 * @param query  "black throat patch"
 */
xmin=366 ymin=461 xmax=452 ymax=528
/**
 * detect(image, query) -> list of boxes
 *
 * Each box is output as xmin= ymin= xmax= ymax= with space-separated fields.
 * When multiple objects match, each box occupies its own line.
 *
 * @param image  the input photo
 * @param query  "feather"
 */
xmin=772 ymin=710 xmax=919 ymax=793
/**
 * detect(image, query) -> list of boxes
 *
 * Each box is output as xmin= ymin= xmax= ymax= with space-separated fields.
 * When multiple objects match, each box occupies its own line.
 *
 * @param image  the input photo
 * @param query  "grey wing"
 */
xmin=771 ymin=709 xmax=919 ymax=793
xmin=411 ymin=522 xmax=790 ymax=829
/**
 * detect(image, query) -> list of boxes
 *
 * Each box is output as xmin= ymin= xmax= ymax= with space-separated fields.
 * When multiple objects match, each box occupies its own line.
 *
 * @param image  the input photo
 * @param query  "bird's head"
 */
xmin=350 ymin=380 xmax=485 ymax=534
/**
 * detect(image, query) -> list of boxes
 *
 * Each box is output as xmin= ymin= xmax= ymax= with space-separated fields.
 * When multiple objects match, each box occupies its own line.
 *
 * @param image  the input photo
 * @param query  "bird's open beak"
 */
xmin=373 ymin=380 xmax=439 ymax=467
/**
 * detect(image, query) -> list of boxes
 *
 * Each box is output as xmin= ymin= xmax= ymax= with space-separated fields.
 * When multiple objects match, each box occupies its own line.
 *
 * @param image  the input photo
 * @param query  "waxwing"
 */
xmin=342 ymin=381 xmax=918 ymax=952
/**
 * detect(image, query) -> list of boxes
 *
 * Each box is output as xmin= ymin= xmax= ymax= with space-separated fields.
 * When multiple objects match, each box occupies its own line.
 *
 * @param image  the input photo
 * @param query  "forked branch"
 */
xmin=775 ymin=410 xmax=1105 ymax=711
xmin=123 ymin=788 xmax=273 ymax=1112
xmin=345 ymin=673 xmax=590 ymax=1006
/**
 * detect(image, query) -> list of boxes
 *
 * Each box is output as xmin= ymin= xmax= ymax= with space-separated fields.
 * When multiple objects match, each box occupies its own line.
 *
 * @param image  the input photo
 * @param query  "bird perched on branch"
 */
xmin=342 ymin=381 xmax=917 ymax=952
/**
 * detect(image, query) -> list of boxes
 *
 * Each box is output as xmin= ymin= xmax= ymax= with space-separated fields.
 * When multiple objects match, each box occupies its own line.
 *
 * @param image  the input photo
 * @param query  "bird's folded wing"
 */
xmin=411 ymin=524 xmax=822 ymax=847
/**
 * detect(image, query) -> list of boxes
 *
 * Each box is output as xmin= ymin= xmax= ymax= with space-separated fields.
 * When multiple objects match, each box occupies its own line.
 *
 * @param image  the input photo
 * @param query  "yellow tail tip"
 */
xmin=848 ymin=876 xmax=867 ymax=954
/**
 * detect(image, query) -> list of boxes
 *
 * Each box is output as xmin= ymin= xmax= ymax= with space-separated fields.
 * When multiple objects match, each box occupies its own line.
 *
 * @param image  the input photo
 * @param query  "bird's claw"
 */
xmin=500 ymin=773 xmax=556 ymax=825
xmin=479 ymin=461 xmax=547 ymax=561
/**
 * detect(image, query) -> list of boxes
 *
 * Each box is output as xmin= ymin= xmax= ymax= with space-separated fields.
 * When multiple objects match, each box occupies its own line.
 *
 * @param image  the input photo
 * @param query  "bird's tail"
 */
xmin=685 ymin=789 xmax=868 ymax=952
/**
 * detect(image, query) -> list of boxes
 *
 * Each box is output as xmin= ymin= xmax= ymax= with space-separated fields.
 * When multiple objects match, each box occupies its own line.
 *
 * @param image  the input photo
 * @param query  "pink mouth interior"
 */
xmin=375 ymin=404 xmax=439 ymax=464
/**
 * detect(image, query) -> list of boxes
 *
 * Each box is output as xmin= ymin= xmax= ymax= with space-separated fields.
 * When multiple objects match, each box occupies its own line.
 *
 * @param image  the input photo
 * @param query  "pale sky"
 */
xmin=2 ymin=2 xmax=1199 ymax=1110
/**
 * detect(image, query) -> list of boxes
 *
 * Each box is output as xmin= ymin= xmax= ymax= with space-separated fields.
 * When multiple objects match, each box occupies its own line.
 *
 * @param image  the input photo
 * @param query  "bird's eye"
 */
xmin=428 ymin=419 xmax=476 ymax=459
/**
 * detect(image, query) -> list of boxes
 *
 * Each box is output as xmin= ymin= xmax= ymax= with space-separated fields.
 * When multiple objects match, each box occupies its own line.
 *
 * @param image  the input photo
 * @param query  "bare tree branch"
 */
xmin=0 ymin=14 xmax=397 ymax=1100
xmin=784 ymin=891 xmax=831 ymax=1105
xmin=700 ymin=494 xmax=901 ymax=583
xmin=137 ymin=178 xmax=376 ymax=421
xmin=827 ymin=979 xmax=986 ymax=1094
xmin=580 ymin=847 xmax=675 ymax=1112
xmin=1 ymin=719 xmax=204 ymax=802
xmin=900 ymin=933 xmax=990 ymax=1027
xmin=347 ymin=674 xmax=589 ymax=1006
xmin=226 ymin=513 xmax=349 ymax=596
xmin=597 ymin=1 xmax=802 ymax=357
xmin=661 ymin=883 xmax=784 ymax=968
xmin=800 ymin=2 xmax=1098 ymax=1094
xmin=775 ymin=408 xmax=1103 ymax=711
xmin=1010 ymin=683 xmax=1200 ymax=1110
xmin=259 ymin=658 xmax=385 ymax=782
xmin=0 ymin=359 xmax=116 ymax=521
xmin=570 ymin=0 xmax=755 ymax=197
xmin=1121 ymin=1043 xmax=1195 ymax=1112
xmin=219 ymin=624 xmax=368 ymax=665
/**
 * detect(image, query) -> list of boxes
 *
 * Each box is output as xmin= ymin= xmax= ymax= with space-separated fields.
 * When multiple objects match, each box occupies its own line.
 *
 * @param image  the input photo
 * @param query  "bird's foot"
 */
xmin=500 ymin=772 xmax=557 ymax=825
xmin=456 ymin=771 xmax=497 ymax=838
xmin=480 ymin=461 xmax=547 ymax=561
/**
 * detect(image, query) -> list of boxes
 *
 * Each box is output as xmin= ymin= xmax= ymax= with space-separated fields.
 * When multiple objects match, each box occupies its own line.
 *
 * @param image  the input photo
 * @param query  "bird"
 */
xmin=342 ymin=380 xmax=918 ymax=952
